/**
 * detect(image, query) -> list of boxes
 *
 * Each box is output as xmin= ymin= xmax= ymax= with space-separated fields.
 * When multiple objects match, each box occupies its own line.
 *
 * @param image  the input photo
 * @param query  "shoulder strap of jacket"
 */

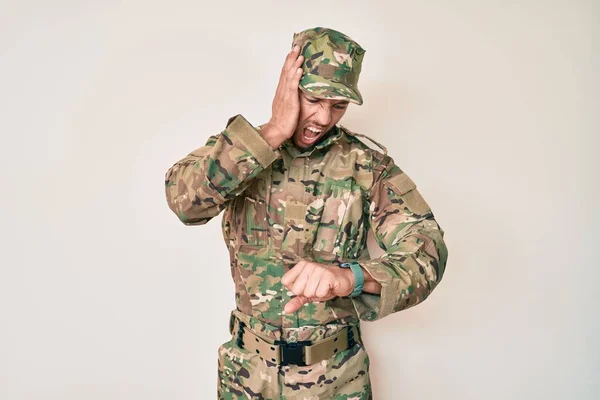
xmin=339 ymin=125 xmax=388 ymax=155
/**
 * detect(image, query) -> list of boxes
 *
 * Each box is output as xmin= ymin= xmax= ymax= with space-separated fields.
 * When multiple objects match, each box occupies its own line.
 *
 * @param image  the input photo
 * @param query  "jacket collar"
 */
xmin=280 ymin=125 xmax=343 ymax=157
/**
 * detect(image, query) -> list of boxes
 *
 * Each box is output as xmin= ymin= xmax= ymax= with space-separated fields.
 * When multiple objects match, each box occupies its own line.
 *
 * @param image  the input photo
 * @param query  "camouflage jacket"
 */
xmin=165 ymin=115 xmax=448 ymax=328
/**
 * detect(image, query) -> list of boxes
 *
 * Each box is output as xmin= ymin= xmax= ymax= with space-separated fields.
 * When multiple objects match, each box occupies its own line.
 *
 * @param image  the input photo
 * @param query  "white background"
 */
xmin=1 ymin=1 xmax=598 ymax=399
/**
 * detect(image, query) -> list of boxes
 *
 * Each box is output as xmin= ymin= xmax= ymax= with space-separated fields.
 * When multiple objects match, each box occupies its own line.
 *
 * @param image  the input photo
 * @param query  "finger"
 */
xmin=289 ymin=53 xmax=304 ymax=73
xmin=276 ymin=51 xmax=302 ymax=99
xmin=313 ymin=294 xmax=335 ymax=302
xmin=282 ymin=45 xmax=301 ymax=75
xmin=316 ymin=273 xmax=334 ymax=298
xmin=303 ymin=267 xmax=324 ymax=299
xmin=286 ymin=52 xmax=304 ymax=79
xmin=281 ymin=260 xmax=306 ymax=288
xmin=282 ymin=62 xmax=303 ymax=94
xmin=278 ymin=55 xmax=300 ymax=89
xmin=273 ymin=73 xmax=285 ymax=105
xmin=290 ymin=264 xmax=312 ymax=295
xmin=288 ymin=68 xmax=303 ymax=89
xmin=284 ymin=295 xmax=308 ymax=314
xmin=282 ymin=51 xmax=303 ymax=86
xmin=281 ymin=47 xmax=296 ymax=73
xmin=294 ymin=53 xmax=304 ymax=69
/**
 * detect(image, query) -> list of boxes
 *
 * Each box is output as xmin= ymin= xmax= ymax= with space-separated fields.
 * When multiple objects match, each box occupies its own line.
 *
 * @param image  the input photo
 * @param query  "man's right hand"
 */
xmin=260 ymin=44 xmax=304 ymax=149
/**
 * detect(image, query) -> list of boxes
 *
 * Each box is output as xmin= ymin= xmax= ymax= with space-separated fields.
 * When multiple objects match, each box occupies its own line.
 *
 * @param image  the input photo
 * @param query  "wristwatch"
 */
xmin=339 ymin=261 xmax=364 ymax=298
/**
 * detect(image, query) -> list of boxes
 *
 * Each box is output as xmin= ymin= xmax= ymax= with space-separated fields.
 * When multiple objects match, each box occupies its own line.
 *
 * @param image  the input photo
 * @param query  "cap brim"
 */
xmin=299 ymin=73 xmax=363 ymax=105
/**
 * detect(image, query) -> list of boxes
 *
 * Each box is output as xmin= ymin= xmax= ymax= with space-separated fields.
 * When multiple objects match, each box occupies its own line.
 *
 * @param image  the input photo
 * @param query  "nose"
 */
xmin=314 ymin=104 xmax=332 ymax=126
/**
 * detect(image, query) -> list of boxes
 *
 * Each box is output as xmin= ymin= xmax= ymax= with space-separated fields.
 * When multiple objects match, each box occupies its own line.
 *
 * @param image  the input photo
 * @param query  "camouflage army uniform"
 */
xmin=165 ymin=27 xmax=448 ymax=399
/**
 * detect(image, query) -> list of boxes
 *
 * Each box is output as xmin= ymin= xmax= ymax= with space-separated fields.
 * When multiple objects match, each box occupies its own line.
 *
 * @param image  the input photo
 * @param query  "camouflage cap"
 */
xmin=292 ymin=27 xmax=366 ymax=105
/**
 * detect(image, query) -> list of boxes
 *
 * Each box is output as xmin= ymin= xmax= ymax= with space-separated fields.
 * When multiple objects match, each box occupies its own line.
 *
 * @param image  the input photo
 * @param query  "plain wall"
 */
xmin=1 ymin=0 xmax=598 ymax=399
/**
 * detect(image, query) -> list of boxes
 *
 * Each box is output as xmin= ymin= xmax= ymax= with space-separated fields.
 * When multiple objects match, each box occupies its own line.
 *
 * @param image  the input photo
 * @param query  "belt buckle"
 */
xmin=236 ymin=321 xmax=246 ymax=348
xmin=274 ymin=339 xmax=312 ymax=366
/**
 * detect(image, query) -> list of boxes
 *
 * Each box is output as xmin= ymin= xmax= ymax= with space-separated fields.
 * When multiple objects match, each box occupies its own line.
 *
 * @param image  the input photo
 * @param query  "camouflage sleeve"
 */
xmin=165 ymin=114 xmax=278 ymax=225
xmin=351 ymin=154 xmax=449 ymax=321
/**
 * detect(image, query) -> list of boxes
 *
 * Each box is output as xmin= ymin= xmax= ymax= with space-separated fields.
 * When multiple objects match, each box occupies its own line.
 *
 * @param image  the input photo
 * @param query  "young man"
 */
xmin=165 ymin=27 xmax=448 ymax=399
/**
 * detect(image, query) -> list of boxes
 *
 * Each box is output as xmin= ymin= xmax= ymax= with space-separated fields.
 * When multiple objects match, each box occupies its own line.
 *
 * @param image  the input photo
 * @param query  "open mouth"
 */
xmin=302 ymin=126 xmax=324 ymax=145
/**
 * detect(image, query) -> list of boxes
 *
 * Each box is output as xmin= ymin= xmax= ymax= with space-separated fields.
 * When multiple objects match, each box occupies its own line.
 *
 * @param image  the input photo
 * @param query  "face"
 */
xmin=292 ymin=91 xmax=350 ymax=149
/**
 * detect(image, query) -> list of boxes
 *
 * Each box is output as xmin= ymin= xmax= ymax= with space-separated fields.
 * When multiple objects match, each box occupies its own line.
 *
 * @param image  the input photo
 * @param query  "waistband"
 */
xmin=228 ymin=309 xmax=361 ymax=344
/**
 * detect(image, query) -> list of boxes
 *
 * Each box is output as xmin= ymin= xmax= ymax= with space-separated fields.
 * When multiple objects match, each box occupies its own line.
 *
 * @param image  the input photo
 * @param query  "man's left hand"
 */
xmin=281 ymin=260 xmax=355 ymax=314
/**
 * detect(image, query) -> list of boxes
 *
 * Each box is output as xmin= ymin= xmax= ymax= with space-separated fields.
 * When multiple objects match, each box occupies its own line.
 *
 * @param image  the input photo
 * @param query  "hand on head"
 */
xmin=260 ymin=45 xmax=304 ymax=149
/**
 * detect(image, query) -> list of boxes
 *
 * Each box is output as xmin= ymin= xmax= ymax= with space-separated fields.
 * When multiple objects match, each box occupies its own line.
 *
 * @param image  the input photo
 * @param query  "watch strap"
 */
xmin=339 ymin=262 xmax=364 ymax=297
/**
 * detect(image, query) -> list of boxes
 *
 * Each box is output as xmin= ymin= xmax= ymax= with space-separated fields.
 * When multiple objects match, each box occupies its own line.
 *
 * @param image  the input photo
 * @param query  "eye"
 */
xmin=307 ymin=98 xmax=319 ymax=104
xmin=334 ymin=104 xmax=348 ymax=110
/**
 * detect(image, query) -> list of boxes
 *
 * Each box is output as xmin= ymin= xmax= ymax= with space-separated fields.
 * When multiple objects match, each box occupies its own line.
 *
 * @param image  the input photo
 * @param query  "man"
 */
xmin=165 ymin=27 xmax=448 ymax=399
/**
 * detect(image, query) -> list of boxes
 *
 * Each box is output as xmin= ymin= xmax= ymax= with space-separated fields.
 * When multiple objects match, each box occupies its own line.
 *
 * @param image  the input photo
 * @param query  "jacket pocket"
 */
xmin=313 ymin=183 xmax=366 ymax=258
xmin=239 ymin=196 xmax=269 ymax=247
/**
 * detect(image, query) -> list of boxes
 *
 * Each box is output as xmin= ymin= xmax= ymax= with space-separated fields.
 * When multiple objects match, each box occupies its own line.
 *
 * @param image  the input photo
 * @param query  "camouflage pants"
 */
xmin=217 ymin=310 xmax=372 ymax=399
